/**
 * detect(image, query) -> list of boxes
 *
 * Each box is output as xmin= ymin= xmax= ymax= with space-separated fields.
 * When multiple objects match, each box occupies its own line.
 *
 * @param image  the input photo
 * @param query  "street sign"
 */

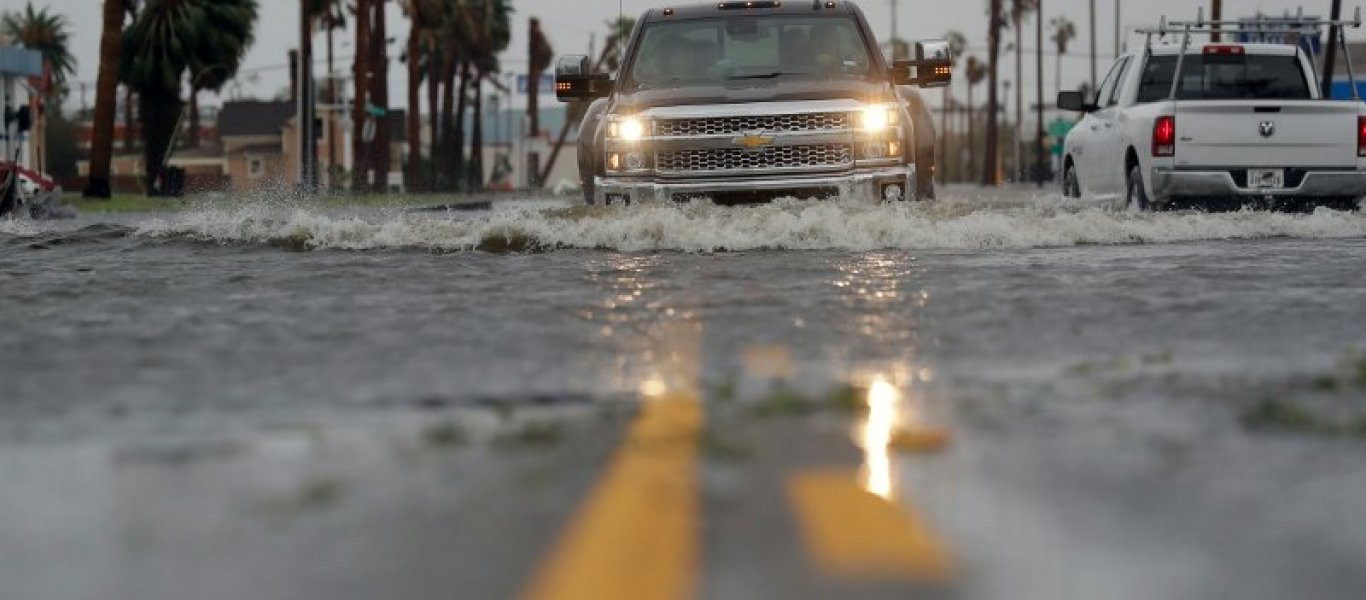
xmin=365 ymin=103 xmax=387 ymax=117
xmin=1048 ymin=118 xmax=1075 ymax=157
xmin=1235 ymin=15 xmax=1323 ymax=55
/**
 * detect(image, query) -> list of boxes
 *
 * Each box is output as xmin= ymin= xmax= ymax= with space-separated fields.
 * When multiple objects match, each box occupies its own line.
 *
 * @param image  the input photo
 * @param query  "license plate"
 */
xmin=1248 ymin=168 xmax=1285 ymax=189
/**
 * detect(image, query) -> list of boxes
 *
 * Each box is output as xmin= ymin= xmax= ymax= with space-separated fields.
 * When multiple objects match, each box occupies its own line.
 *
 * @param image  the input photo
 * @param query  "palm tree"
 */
xmin=964 ymin=56 xmax=987 ymax=180
xmin=317 ymin=0 xmax=345 ymax=190
xmin=368 ymin=0 xmax=390 ymax=194
xmin=83 ymin=0 xmax=127 ymax=198
xmin=1010 ymin=0 xmax=1037 ymax=181
xmin=462 ymin=0 xmax=512 ymax=191
xmin=940 ymin=31 xmax=966 ymax=182
xmin=2 ymin=4 xmax=76 ymax=90
xmin=352 ymin=0 xmax=371 ymax=192
xmin=121 ymin=0 xmax=257 ymax=194
xmin=3 ymin=3 xmax=77 ymax=175
xmin=984 ymin=0 xmax=1005 ymax=185
xmin=1050 ymin=17 xmax=1076 ymax=96
xmin=402 ymin=0 xmax=427 ymax=191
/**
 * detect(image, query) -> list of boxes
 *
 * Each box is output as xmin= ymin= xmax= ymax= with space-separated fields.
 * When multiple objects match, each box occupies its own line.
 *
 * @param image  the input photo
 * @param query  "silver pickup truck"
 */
xmin=554 ymin=0 xmax=951 ymax=205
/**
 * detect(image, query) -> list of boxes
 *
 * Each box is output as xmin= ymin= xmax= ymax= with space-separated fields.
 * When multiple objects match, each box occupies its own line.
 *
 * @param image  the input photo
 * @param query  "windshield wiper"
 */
xmin=727 ymin=71 xmax=785 ymax=80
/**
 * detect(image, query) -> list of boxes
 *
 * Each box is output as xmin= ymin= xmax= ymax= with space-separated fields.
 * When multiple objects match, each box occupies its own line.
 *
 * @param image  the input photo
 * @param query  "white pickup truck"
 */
xmin=1058 ymin=16 xmax=1366 ymax=211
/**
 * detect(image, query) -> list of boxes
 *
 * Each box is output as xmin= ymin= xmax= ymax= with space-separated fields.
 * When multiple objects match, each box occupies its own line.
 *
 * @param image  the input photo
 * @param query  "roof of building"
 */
xmin=218 ymin=100 xmax=294 ymax=137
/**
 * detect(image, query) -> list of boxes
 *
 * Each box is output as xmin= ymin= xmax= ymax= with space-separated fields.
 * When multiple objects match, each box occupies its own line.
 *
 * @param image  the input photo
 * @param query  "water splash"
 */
xmin=132 ymin=193 xmax=1366 ymax=253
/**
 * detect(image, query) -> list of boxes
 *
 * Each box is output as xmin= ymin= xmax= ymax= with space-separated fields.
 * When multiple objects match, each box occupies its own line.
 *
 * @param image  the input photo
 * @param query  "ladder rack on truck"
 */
xmin=1134 ymin=6 xmax=1364 ymax=101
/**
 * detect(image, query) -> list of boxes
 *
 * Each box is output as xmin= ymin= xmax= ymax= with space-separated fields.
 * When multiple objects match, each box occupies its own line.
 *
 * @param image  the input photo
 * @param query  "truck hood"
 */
xmin=612 ymin=79 xmax=892 ymax=112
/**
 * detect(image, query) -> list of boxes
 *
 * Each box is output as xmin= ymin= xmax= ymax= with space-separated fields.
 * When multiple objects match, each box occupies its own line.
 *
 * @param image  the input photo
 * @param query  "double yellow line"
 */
xmin=523 ymin=383 xmax=952 ymax=599
xmin=522 ymin=391 xmax=702 ymax=600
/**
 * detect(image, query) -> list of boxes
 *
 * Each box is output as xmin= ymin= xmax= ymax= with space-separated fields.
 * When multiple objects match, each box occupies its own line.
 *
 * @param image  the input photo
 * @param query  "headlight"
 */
xmin=608 ymin=116 xmax=646 ymax=140
xmin=858 ymin=105 xmax=898 ymax=131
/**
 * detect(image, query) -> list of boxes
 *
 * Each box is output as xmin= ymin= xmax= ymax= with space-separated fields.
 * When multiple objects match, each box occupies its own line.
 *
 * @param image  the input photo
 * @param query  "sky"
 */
xmin=23 ymin=0 xmax=1366 ymax=120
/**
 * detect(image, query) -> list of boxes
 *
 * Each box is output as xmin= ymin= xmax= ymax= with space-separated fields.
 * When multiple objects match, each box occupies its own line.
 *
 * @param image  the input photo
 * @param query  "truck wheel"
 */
xmin=1062 ymin=162 xmax=1080 ymax=198
xmin=1125 ymin=165 xmax=1151 ymax=212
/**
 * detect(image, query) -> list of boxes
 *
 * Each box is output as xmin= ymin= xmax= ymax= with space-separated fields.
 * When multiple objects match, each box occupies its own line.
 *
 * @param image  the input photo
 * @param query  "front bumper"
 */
xmin=1150 ymin=168 xmax=1366 ymax=204
xmin=593 ymin=164 xmax=916 ymax=204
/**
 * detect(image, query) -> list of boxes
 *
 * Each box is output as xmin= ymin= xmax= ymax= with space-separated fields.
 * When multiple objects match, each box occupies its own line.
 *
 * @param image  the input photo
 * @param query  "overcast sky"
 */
xmin=29 ymin=0 xmax=1366 ymax=116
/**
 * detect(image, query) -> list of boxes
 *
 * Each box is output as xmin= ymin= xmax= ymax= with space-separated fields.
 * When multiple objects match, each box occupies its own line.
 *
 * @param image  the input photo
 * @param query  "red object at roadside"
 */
xmin=0 ymin=161 xmax=57 ymax=191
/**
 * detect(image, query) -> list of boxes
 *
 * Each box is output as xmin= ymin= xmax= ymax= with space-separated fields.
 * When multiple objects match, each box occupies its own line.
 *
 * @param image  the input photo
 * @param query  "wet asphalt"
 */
xmin=2 ymin=188 xmax=1365 ymax=599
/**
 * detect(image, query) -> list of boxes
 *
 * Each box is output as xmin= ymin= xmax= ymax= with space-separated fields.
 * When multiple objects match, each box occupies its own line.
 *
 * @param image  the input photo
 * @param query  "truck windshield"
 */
xmin=626 ymin=15 xmax=873 ymax=89
xmin=1136 ymin=54 xmax=1311 ymax=102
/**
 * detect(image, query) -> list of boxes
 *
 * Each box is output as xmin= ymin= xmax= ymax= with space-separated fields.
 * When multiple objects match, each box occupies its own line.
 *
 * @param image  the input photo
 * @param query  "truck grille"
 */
xmin=655 ymin=112 xmax=849 ymax=137
xmin=656 ymin=144 xmax=853 ymax=174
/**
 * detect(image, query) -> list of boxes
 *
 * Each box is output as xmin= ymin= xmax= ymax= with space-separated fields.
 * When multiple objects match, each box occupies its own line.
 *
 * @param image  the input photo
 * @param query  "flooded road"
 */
xmin=3 ymin=187 xmax=1366 ymax=599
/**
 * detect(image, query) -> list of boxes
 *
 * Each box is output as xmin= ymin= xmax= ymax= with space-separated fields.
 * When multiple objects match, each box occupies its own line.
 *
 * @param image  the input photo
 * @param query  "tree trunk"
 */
xmin=437 ymin=57 xmax=456 ymax=190
xmin=406 ymin=5 xmax=422 ymax=192
xmin=139 ymin=86 xmax=181 ymax=195
xmin=966 ymin=84 xmax=975 ymax=180
xmin=1036 ymin=0 xmax=1046 ymax=186
xmin=299 ymin=0 xmax=316 ymax=191
xmin=984 ymin=0 xmax=1002 ymax=185
xmin=187 ymin=88 xmax=200 ymax=147
xmin=352 ymin=0 xmax=371 ymax=192
xmin=468 ymin=75 xmax=484 ymax=191
xmin=83 ymin=0 xmax=125 ymax=198
xmin=369 ymin=0 xmax=389 ymax=193
xmin=123 ymin=87 xmax=135 ymax=153
xmin=326 ymin=14 xmax=337 ymax=190
xmin=940 ymin=87 xmax=949 ymax=182
xmin=427 ymin=54 xmax=441 ymax=190
xmin=1014 ymin=16 xmax=1023 ymax=181
xmin=452 ymin=61 xmax=470 ymax=191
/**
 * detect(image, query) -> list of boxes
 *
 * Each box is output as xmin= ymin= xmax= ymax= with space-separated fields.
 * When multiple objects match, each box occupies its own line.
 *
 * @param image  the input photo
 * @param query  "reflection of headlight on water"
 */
xmin=639 ymin=377 xmax=667 ymax=398
xmin=860 ymin=376 xmax=900 ymax=499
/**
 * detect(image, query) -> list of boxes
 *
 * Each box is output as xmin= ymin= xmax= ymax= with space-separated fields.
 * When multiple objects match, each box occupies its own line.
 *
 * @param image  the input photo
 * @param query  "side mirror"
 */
xmin=555 ymin=55 xmax=612 ymax=102
xmin=1057 ymin=90 xmax=1095 ymax=112
xmin=891 ymin=40 xmax=953 ymax=88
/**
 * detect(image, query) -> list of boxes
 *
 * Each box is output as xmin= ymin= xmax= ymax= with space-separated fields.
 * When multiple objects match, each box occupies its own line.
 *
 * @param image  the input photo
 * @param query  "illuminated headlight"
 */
xmin=608 ymin=116 xmax=646 ymax=140
xmin=858 ymin=105 xmax=898 ymax=131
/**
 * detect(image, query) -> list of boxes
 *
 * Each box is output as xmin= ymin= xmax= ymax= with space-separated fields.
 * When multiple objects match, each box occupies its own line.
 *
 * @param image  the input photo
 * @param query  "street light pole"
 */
xmin=1089 ymin=0 xmax=1097 ymax=90
xmin=1036 ymin=0 xmax=1045 ymax=187
xmin=1323 ymin=0 xmax=1343 ymax=97
xmin=1114 ymin=0 xmax=1120 ymax=58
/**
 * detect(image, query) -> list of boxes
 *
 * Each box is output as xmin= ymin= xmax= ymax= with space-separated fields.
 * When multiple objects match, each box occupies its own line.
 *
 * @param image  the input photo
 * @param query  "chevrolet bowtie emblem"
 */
xmin=733 ymin=131 xmax=775 ymax=150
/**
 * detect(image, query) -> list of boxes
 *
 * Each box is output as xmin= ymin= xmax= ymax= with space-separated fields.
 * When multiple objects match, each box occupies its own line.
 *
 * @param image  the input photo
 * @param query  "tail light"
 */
xmin=1358 ymin=117 xmax=1366 ymax=157
xmin=1153 ymin=116 xmax=1176 ymax=157
xmin=1203 ymin=45 xmax=1245 ymax=55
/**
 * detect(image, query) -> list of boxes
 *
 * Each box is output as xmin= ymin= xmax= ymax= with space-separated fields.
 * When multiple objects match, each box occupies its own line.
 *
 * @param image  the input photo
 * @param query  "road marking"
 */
xmin=521 ymin=392 xmax=701 ymax=600
xmin=788 ymin=470 xmax=956 ymax=582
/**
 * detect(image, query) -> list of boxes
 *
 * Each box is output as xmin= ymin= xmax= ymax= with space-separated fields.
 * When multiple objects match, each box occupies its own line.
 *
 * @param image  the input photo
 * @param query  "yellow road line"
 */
xmin=787 ymin=470 xmax=956 ymax=583
xmin=521 ymin=392 xmax=702 ymax=600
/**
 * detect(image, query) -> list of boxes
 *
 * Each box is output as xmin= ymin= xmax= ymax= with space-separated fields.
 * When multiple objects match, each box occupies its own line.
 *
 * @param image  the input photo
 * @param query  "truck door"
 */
xmin=1081 ymin=58 xmax=1129 ymax=197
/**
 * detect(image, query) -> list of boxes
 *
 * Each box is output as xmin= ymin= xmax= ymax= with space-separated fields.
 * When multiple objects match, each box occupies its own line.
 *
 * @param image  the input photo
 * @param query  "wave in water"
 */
xmin=132 ymin=195 xmax=1366 ymax=252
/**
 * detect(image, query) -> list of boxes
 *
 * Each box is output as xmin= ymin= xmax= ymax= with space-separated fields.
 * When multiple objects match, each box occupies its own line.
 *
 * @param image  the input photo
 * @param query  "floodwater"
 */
xmin=2 ymin=187 xmax=1366 ymax=600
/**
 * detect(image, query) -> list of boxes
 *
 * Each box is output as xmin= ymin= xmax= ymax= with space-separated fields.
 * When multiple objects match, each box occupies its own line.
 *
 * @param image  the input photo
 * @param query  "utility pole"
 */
xmin=1114 ymin=0 xmax=1120 ymax=58
xmin=1035 ymin=0 xmax=1045 ymax=187
xmin=890 ymin=0 xmax=898 ymax=54
xmin=298 ymin=0 xmax=317 ymax=192
xmin=1210 ymin=0 xmax=1222 ymax=42
xmin=1089 ymin=0 xmax=1097 ymax=90
xmin=1323 ymin=0 xmax=1343 ymax=98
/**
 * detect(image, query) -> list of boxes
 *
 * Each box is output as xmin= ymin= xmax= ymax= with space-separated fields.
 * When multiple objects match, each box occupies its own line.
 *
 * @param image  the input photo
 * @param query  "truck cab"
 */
xmin=554 ymin=0 xmax=951 ymax=205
